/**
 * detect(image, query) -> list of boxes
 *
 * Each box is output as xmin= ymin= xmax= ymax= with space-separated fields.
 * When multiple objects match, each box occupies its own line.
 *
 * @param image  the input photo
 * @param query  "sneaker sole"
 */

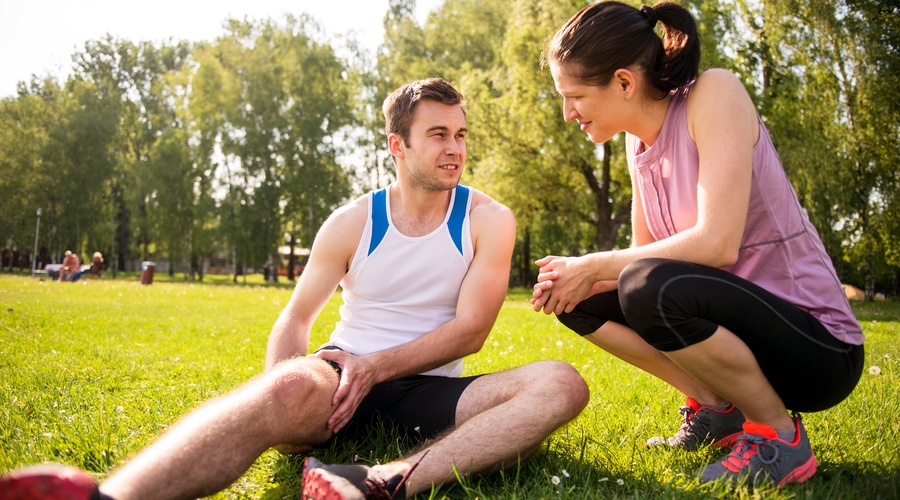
xmin=777 ymin=452 xmax=818 ymax=486
xmin=301 ymin=459 xmax=364 ymax=500
xmin=648 ymin=430 xmax=742 ymax=450
xmin=301 ymin=469 xmax=349 ymax=500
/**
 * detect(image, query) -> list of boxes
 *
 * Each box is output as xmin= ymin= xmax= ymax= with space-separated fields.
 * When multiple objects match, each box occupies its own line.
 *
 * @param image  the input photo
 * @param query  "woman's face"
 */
xmin=550 ymin=60 xmax=625 ymax=144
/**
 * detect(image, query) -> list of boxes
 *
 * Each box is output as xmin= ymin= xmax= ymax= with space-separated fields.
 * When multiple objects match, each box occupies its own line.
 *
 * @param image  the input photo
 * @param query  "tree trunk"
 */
xmin=287 ymin=233 xmax=297 ymax=281
xmin=520 ymin=226 xmax=532 ymax=287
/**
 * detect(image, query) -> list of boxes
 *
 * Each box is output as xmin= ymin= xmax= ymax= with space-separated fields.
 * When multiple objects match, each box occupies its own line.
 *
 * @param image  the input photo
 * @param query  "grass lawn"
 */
xmin=1 ymin=274 xmax=898 ymax=498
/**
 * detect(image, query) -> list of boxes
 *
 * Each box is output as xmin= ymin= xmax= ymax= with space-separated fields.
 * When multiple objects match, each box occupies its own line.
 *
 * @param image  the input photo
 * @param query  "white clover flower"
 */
xmin=617 ymin=478 xmax=624 ymax=486
xmin=599 ymin=477 xmax=609 ymax=482
xmin=869 ymin=366 xmax=882 ymax=375
xmin=551 ymin=475 xmax=561 ymax=485
xmin=562 ymin=469 xmax=570 ymax=478
xmin=556 ymin=340 xmax=564 ymax=347
xmin=414 ymin=426 xmax=421 ymax=433
xmin=116 ymin=406 xmax=124 ymax=413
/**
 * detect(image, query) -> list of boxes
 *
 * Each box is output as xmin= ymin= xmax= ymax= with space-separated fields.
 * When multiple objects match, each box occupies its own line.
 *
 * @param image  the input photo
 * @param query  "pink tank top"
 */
xmin=627 ymin=82 xmax=862 ymax=345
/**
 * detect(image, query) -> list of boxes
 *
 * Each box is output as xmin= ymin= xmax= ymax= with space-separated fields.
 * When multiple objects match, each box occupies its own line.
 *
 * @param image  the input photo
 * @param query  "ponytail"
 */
xmin=652 ymin=2 xmax=701 ymax=92
xmin=546 ymin=1 xmax=701 ymax=96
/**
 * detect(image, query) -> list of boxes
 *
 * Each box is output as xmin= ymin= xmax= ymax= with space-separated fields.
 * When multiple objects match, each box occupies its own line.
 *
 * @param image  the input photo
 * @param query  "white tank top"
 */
xmin=328 ymin=185 xmax=474 ymax=376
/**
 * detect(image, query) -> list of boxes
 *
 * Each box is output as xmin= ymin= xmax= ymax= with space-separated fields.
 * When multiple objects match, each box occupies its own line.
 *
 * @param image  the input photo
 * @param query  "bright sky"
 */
xmin=0 ymin=0 xmax=442 ymax=99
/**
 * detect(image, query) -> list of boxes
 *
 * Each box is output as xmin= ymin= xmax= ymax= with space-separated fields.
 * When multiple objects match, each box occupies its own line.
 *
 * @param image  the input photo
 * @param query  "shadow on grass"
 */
xmin=851 ymin=300 xmax=900 ymax=322
xmin=261 ymin=423 xmax=723 ymax=499
xmin=811 ymin=460 xmax=900 ymax=498
xmin=262 ymin=426 xmax=900 ymax=499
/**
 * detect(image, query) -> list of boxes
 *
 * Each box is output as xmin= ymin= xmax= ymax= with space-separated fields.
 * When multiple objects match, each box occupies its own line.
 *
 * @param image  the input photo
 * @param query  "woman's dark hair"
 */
xmin=546 ymin=1 xmax=700 ymax=96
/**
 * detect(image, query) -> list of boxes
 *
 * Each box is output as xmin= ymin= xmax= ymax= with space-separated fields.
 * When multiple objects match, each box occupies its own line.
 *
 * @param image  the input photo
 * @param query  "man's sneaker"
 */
xmin=301 ymin=451 xmax=428 ymax=500
xmin=647 ymin=397 xmax=745 ymax=451
xmin=698 ymin=416 xmax=817 ymax=486
xmin=0 ymin=464 xmax=101 ymax=500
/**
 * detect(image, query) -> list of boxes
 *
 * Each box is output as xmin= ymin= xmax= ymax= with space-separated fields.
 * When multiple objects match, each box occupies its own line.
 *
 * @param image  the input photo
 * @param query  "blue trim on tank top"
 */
xmin=368 ymin=188 xmax=389 ymax=256
xmin=448 ymin=185 xmax=469 ymax=254
xmin=367 ymin=185 xmax=469 ymax=256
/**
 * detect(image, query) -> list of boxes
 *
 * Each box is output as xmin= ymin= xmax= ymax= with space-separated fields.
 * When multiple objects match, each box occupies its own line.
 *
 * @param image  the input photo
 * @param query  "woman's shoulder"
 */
xmin=690 ymin=69 xmax=751 ymax=102
xmin=686 ymin=69 xmax=756 ymax=124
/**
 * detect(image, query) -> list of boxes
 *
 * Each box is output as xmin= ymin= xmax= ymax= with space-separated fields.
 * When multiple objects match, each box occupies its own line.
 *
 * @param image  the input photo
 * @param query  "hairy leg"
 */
xmin=100 ymin=357 xmax=339 ymax=500
xmin=375 ymin=360 xmax=588 ymax=495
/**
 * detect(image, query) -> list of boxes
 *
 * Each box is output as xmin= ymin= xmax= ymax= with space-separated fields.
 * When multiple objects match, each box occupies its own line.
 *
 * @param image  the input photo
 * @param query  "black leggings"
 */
xmin=557 ymin=258 xmax=864 ymax=412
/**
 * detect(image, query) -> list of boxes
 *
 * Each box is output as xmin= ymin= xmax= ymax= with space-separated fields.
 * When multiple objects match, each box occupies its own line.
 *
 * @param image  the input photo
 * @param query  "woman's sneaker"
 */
xmin=698 ymin=416 xmax=817 ymax=486
xmin=647 ymin=397 xmax=745 ymax=451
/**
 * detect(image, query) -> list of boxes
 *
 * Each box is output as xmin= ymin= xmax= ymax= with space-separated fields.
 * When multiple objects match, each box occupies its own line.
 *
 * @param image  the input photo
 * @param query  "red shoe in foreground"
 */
xmin=301 ymin=450 xmax=429 ymax=500
xmin=0 ymin=464 xmax=101 ymax=500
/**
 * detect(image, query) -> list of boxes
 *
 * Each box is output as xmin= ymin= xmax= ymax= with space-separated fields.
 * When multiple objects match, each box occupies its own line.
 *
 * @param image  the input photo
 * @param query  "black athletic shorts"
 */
xmin=315 ymin=346 xmax=481 ymax=441
xmin=556 ymin=258 xmax=864 ymax=413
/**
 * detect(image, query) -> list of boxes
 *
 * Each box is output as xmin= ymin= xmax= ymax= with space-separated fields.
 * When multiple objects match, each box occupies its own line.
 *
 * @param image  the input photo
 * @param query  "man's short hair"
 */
xmin=382 ymin=78 xmax=466 ymax=146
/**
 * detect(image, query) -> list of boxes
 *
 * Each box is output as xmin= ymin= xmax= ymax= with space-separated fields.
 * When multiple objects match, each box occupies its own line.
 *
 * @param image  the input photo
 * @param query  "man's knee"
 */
xmin=522 ymin=361 xmax=589 ymax=415
xmin=262 ymin=358 xmax=337 ymax=444
xmin=266 ymin=358 xmax=336 ymax=410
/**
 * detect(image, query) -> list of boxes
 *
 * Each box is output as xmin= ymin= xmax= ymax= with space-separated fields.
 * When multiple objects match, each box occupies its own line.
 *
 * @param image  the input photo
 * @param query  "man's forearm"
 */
xmin=367 ymin=318 xmax=490 ymax=382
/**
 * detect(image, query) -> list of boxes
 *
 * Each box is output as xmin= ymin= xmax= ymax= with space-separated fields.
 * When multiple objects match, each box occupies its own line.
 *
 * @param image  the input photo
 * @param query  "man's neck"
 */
xmin=389 ymin=184 xmax=453 ymax=237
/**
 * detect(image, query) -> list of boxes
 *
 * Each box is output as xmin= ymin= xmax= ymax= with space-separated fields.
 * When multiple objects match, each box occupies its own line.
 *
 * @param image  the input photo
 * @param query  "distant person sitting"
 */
xmin=90 ymin=252 xmax=104 ymax=278
xmin=58 ymin=251 xmax=81 ymax=282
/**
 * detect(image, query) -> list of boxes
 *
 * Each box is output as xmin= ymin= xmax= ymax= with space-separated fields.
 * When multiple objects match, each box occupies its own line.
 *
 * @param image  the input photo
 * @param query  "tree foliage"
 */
xmin=0 ymin=1 xmax=895 ymax=295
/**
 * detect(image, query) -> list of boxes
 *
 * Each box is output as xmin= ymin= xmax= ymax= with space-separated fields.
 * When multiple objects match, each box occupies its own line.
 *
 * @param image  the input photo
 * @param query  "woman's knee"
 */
xmin=619 ymin=258 xmax=675 ymax=302
xmin=619 ymin=258 xmax=699 ymax=348
xmin=556 ymin=289 xmax=624 ymax=336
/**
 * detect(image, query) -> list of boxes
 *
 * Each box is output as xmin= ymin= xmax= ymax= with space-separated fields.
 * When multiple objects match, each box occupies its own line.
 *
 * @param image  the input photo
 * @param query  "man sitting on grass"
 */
xmin=1 ymin=78 xmax=589 ymax=500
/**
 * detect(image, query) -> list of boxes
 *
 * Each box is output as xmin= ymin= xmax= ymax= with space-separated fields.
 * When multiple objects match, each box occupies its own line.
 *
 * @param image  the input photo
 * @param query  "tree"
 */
xmin=191 ymin=15 xmax=357 ymax=281
xmin=0 ymin=80 xmax=64 ymax=264
xmin=72 ymin=37 xmax=193 ymax=273
xmin=730 ymin=0 xmax=900 ymax=298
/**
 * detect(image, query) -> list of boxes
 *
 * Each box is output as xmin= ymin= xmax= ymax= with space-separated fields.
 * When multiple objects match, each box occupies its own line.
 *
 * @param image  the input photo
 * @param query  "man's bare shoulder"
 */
xmin=468 ymin=188 xmax=515 ymax=252
xmin=321 ymin=193 xmax=369 ymax=230
xmin=310 ymin=193 xmax=370 ymax=259
xmin=469 ymin=188 xmax=514 ymax=224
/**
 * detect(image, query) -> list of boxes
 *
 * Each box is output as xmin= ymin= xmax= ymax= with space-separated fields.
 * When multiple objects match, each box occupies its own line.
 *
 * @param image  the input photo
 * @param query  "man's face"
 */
xmin=392 ymin=100 xmax=467 ymax=191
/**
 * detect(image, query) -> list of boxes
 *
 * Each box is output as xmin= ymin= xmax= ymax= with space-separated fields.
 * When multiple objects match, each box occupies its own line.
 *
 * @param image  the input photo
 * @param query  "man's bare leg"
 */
xmin=367 ymin=360 xmax=589 ymax=496
xmin=100 ymin=357 xmax=339 ymax=500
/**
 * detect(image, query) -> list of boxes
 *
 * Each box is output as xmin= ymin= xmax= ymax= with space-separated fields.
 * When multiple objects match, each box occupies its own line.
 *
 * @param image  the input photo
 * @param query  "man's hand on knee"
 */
xmin=314 ymin=350 xmax=379 ymax=433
